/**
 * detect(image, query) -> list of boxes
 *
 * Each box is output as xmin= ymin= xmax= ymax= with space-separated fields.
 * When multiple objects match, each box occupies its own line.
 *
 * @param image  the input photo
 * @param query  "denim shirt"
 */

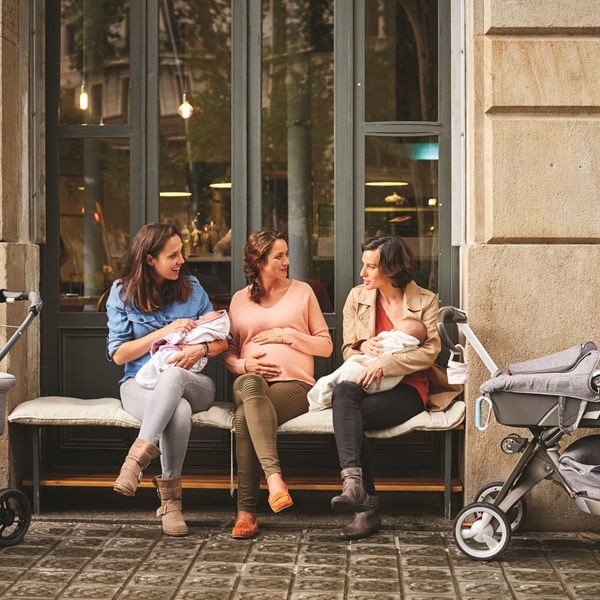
xmin=106 ymin=275 xmax=213 ymax=383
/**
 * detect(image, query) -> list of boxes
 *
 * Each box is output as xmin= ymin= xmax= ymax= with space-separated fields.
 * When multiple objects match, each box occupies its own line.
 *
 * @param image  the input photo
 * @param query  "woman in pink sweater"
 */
xmin=224 ymin=228 xmax=333 ymax=539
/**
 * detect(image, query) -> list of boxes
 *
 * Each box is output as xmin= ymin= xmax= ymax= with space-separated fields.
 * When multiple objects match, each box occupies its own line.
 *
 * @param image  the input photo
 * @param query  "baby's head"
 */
xmin=196 ymin=310 xmax=223 ymax=324
xmin=399 ymin=317 xmax=427 ymax=345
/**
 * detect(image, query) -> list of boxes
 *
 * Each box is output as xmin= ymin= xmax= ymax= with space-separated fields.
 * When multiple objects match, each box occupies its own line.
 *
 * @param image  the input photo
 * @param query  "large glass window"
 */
xmin=60 ymin=1 xmax=130 ymax=126
xmin=158 ymin=0 xmax=232 ymax=309
xmin=58 ymin=1 xmax=131 ymax=312
xmin=363 ymin=0 xmax=440 ymax=292
xmin=365 ymin=136 xmax=438 ymax=290
xmin=364 ymin=0 xmax=438 ymax=123
xmin=59 ymin=138 xmax=130 ymax=310
xmin=261 ymin=0 xmax=334 ymax=312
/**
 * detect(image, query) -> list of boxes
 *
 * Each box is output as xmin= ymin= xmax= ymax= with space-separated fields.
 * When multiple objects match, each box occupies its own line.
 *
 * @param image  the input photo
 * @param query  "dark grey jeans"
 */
xmin=331 ymin=381 xmax=424 ymax=494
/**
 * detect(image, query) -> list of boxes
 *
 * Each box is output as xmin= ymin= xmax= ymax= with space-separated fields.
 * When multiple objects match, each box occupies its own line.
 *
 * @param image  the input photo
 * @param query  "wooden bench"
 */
xmin=8 ymin=396 xmax=465 ymax=517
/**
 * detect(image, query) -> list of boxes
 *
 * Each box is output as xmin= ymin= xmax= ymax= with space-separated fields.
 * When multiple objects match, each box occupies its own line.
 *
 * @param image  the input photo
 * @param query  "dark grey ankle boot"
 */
xmin=330 ymin=467 xmax=368 ymax=513
xmin=339 ymin=495 xmax=381 ymax=540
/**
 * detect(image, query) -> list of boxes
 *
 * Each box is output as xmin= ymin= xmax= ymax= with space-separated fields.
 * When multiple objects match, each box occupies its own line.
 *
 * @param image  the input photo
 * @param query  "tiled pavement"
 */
xmin=2 ymin=496 xmax=600 ymax=599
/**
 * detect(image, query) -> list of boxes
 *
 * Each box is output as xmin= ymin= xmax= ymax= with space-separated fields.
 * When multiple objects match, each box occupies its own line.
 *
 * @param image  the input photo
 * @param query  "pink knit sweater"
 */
xmin=224 ymin=279 xmax=333 ymax=385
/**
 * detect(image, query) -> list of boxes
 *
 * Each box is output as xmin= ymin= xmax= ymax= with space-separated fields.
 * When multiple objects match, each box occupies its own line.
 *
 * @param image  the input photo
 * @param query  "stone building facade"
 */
xmin=1 ymin=0 xmax=599 ymax=530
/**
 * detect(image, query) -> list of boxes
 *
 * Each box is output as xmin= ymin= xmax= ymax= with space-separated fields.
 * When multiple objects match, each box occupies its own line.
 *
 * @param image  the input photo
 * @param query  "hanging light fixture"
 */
xmin=79 ymin=81 xmax=89 ymax=111
xmin=178 ymin=92 xmax=193 ymax=119
xmin=163 ymin=0 xmax=194 ymax=119
xmin=79 ymin=11 xmax=88 ymax=111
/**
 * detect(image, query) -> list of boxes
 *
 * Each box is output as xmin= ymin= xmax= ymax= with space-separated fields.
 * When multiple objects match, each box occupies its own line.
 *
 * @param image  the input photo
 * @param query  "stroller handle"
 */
xmin=437 ymin=306 xmax=500 ymax=375
xmin=0 ymin=290 xmax=43 ymax=316
xmin=0 ymin=290 xmax=43 ymax=362
xmin=437 ymin=306 xmax=467 ymax=352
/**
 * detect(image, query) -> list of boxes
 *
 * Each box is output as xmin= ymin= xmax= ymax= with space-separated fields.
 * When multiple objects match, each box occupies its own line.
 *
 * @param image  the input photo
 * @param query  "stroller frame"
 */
xmin=0 ymin=290 xmax=43 ymax=547
xmin=437 ymin=306 xmax=600 ymax=560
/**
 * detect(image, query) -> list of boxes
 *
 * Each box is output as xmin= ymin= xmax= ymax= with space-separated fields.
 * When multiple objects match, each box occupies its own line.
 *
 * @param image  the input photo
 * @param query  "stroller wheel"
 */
xmin=474 ymin=481 xmax=527 ymax=532
xmin=453 ymin=502 xmax=511 ymax=561
xmin=0 ymin=488 xmax=32 ymax=547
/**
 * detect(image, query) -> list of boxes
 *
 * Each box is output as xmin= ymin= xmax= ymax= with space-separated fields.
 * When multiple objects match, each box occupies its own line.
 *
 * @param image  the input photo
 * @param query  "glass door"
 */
xmin=158 ymin=0 xmax=232 ymax=310
xmin=361 ymin=0 xmax=442 ymax=294
xmin=58 ymin=0 xmax=132 ymax=313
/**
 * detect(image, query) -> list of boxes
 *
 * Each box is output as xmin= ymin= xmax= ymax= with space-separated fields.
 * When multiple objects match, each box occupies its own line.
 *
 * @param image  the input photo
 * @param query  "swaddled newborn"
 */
xmin=135 ymin=309 xmax=230 ymax=389
xmin=307 ymin=317 xmax=426 ymax=411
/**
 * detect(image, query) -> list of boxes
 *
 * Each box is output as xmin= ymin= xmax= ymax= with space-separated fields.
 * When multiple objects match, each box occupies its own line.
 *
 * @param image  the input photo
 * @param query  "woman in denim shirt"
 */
xmin=106 ymin=223 xmax=228 ymax=536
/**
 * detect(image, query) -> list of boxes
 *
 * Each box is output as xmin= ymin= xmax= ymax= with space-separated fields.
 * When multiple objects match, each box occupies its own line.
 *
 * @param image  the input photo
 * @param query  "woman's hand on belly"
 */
xmin=251 ymin=328 xmax=285 ymax=345
xmin=245 ymin=351 xmax=282 ymax=380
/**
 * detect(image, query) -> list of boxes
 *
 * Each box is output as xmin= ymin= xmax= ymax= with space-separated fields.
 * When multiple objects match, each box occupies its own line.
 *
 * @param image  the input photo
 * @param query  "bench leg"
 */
xmin=32 ymin=426 xmax=41 ymax=514
xmin=444 ymin=429 xmax=452 ymax=519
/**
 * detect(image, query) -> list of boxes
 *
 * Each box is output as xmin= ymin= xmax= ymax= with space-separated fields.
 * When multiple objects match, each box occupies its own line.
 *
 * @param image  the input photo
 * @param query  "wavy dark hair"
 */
xmin=362 ymin=235 xmax=416 ymax=289
xmin=120 ymin=223 xmax=191 ymax=312
xmin=243 ymin=228 xmax=287 ymax=303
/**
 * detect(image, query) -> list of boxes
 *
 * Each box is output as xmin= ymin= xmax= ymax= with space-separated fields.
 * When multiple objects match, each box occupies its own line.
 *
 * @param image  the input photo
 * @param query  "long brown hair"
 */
xmin=120 ymin=223 xmax=192 ymax=312
xmin=362 ymin=235 xmax=416 ymax=289
xmin=243 ymin=228 xmax=287 ymax=303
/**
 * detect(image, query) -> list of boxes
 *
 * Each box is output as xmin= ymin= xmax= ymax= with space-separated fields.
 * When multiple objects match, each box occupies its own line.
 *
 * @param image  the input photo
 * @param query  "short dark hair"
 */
xmin=361 ymin=235 xmax=416 ymax=289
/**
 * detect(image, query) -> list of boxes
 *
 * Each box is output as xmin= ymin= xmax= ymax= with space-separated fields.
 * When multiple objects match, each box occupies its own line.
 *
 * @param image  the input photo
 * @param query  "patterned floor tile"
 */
xmin=176 ymin=589 xmax=231 ymax=600
xmin=61 ymin=584 xmax=123 ymax=598
xmin=348 ymin=577 xmax=400 ymax=594
xmin=3 ymin=512 xmax=600 ymax=599
xmin=290 ymin=592 xmax=344 ymax=600
xmin=292 ymin=578 xmax=345 ymax=592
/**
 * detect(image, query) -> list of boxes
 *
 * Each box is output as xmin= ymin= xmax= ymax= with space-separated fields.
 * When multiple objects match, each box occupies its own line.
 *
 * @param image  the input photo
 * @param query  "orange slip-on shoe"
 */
xmin=232 ymin=520 xmax=260 ymax=539
xmin=268 ymin=489 xmax=293 ymax=513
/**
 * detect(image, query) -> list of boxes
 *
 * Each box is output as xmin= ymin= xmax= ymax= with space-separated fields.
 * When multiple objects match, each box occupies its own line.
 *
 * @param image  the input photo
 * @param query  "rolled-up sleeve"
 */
xmin=106 ymin=283 xmax=131 ymax=361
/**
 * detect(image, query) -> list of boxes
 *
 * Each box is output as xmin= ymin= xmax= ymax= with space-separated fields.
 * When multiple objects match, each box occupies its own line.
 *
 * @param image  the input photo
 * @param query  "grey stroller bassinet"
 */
xmin=437 ymin=307 xmax=600 ymax=561
xmin=479 ymin=341 xmax=600 ymax=433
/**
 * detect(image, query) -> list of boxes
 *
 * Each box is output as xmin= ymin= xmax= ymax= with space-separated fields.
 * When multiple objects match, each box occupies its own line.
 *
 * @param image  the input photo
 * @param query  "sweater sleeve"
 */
xmin=282 ymin=284 xmax=333 ymax=358
xmin=222 ymin=289 xmax=248 ymax=375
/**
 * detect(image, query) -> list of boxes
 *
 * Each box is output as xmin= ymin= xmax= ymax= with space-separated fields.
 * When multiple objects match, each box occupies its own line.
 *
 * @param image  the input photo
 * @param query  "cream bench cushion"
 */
xmin=8 ymin=396 xmax=464 ymax=436
xmin=278 ymin=400 xmax=465 ymax=436
xmin=8 ymin=397 xmax=234 ymax=430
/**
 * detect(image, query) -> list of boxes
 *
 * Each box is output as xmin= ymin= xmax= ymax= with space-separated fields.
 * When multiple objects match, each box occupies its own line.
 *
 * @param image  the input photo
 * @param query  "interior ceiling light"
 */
xmin=365 ymin=181 xmax=408 ymax=187
xmin=159 ymin=191 xmax=192 ymax=198
xmin=209 ymin=182 xmax=231 ymax=189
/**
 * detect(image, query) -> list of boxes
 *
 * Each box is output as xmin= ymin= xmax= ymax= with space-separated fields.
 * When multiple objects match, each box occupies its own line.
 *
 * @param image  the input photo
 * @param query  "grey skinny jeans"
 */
xmin=120 ymin=366 xmax=215 ymax=478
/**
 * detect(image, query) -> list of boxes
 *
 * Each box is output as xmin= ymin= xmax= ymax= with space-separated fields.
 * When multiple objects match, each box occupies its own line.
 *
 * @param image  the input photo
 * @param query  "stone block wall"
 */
xmin=464 ymin=0 xmax=600 ymax=529
xmin=0 ymin=0 xmax=40 ymax=488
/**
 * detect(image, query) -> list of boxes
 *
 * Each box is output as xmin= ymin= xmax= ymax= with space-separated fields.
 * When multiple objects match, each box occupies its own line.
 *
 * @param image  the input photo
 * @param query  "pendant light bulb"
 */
xmin=79 ymin=84 xmax=89 ymax=111
xmin=178 ymin=93 xmax=193 ymax=119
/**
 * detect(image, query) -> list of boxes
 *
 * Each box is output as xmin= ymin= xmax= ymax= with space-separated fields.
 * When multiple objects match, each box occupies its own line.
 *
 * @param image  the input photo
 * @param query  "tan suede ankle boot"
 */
xmin=153 ymin=476 xmax=189 ymax=536
xmin=113 ymin=438 xmax=160 ymax=497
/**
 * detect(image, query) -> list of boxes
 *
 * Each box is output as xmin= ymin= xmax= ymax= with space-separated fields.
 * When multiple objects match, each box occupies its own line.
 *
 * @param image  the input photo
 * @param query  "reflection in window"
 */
xmin=261 ymin=0 xmax=335 ymax=312
xmin=365 ymin=136 xmax=438 ymax=291
xmin=158 ymin=0 xmax=232 ymax=310
xmin=60 ymin=0 xmax=130 ymax=126
xmin=364 ymin=0 xmax=438 ymax=122
xmin=59 ymin=139 xmax=130 ymax=311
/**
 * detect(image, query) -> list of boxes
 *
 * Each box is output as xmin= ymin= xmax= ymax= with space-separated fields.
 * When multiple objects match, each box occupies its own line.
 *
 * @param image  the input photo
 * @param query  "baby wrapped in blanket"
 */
xmin=135 ymin=309 xmax=230 ymax=389
xmin=307 ymin=317 xmax=426 ymax=411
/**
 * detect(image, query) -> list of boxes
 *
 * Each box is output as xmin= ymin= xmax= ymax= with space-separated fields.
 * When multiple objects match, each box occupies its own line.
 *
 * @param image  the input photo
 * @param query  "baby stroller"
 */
xmin=437 ymin=306 xmax=600 ymax=561
xmin=0 ymin=290 xmax=42 ymax=547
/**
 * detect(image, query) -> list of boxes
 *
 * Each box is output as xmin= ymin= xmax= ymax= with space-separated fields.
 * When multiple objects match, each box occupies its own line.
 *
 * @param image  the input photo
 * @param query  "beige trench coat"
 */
xmin=341 ymin=282 xmax=462 ymax=411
